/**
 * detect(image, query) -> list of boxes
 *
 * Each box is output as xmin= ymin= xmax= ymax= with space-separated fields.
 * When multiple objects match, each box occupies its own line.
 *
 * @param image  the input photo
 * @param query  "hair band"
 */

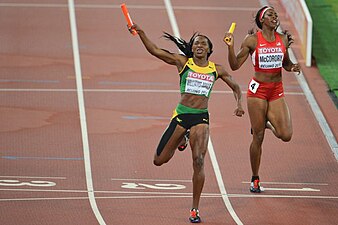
xmin=259 ymin=7 xmax=272 ymax=21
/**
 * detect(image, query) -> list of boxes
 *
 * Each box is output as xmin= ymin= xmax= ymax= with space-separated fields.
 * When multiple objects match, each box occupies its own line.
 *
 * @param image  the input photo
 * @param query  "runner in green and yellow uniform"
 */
xmin=129 ymin=23 xmax=244 ymax=223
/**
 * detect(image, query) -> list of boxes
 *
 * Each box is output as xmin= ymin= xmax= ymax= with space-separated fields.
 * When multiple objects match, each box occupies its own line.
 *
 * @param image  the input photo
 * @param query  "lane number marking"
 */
xmin=121 ymin=182 xmax=186 ymax=190
xmin=0 ymin=179 xmax=56 ymax=187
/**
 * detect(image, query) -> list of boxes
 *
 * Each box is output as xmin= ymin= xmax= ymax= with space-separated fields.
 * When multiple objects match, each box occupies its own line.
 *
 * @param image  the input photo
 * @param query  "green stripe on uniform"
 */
xmin=176 ymin=103 xmax=208 ymax=114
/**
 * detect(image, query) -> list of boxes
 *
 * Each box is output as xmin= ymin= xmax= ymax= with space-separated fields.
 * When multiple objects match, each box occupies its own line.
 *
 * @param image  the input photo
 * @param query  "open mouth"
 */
xmin=196 ymin=48 xmax=204 ymax=54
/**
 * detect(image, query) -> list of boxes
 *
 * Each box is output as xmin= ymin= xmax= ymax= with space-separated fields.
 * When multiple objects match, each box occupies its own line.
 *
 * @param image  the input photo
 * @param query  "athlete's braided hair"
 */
xmin=163 ymin=32 xmax=213 ymax=59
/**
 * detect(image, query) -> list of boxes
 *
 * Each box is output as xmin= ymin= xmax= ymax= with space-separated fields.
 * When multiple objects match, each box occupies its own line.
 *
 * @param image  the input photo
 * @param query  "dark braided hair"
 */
xmin=163 ymin=32 xmax=213 ymax=59
xmin=282 ymin=30 xmax=294 ymax=48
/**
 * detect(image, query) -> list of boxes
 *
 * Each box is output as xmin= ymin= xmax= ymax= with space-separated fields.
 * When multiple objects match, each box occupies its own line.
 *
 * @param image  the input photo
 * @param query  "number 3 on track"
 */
xmin=0 ymin=179 xmax=56 ymax=187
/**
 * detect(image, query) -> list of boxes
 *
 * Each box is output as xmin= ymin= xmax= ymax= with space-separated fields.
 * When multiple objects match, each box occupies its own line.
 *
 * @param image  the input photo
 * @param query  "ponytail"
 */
xmin=163 ymin=32 xmax=213 ymax=59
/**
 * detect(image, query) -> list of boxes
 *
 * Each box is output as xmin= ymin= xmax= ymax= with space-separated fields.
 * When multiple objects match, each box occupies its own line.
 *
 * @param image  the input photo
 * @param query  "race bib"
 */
xmin=184 ymin=71 xmax=214 ymax=97
xmin=258 ymin=47 xmax=284 ymax=69
xmin=249 ymin=79 xmax=259 ymax=94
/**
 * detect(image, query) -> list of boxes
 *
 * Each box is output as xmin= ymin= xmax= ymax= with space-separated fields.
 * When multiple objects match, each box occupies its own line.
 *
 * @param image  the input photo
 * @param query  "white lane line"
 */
xmin=2 ymin=187 xmax=337 ymax=201
xmin=294 ymin=70 xmax=338 ymax=160
xmin=0 ymin=3 xmax=66 ymax=7
xmin=208 ymin=138 xmax=244 ymax=225
xmin=228 ymin=194 xmax=338 ymax=199
xmin=95 ymin=194 xmax=338 ymax=199
xmin=163 ymin=1 xmax=243 ymax=224
xmin=2 ymin=193 xmax=337 ymax=202
xmin=0 ymin=88 xmax=76 ymax=92
xmin=0 ymin=3 xmax=258 ymax=11
xmin=241 ymin=181 xmax=328 ymax=186
xmin=0 ymin=176 xmax=66 ymax=179
xmin=263 ymin=187 xmax=320 ymax=192
xmin=1 ymin=185 xmax=337 ymax=198
xmin=0 ymin=197 xmax=90 ymax=202
xmin=0 ymin=188 xmax=219 ymax=196
xmin=2 ymin=188 xmax=333 ymax=197
xmin=0 ymin=188 xmax=88 ymax=193
xmin=0 ymin=88 xmax=304 ymax=95
xmin=68 ymin=1 xmax=106 ymax=224
xmin=111 ymin=178 xmax=191 ymax=182
xmin=163 ymin=0 xmax=181 ymax=52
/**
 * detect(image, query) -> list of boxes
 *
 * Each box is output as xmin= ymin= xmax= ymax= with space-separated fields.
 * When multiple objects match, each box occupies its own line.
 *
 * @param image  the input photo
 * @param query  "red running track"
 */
xmin=0 ymin=1 xmax=337 ymax=225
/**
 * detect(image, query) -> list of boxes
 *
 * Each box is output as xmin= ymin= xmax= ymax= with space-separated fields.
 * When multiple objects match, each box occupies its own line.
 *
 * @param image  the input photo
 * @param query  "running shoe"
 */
xmin=178 ymin=130 xmax=190 ymax=151
xmin=189 ymin=208 xmax=201 ymax=223
xmin=250 ymin=178 xmax=263 ymax=193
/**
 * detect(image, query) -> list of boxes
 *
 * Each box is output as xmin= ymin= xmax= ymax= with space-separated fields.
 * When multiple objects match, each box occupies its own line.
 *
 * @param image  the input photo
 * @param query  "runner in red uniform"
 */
xmin=223 ymin=6 xmax=301 ymax=193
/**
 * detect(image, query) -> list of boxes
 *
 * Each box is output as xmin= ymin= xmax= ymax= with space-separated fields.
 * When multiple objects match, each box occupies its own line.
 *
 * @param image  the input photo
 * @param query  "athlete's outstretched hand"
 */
xmin=234 ymin=106 xmax=245 ymax=117
xmin=291 ymin=63 xmax=301 ymax=74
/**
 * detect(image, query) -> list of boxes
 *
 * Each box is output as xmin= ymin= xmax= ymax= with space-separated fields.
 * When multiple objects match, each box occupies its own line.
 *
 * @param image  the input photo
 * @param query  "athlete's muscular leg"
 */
xmin=267 ymin=97 xmax=293 ymax=142
xmin=247 ymin=97 xmax=268 ymax=176
xmin=153 ymin=121 xmax=186 ymax=166
xmin=189 ymin=124 xmax=209 ymax=209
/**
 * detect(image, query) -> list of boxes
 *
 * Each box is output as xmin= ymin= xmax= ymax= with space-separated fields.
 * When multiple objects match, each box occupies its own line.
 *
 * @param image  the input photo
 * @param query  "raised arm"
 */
xmin=223 ymin=33 xmax=255 ymax=71
xmin=130 ymin=24 xmax=186 ymax=70
xmin=216 ymin=64 xmax=245 ymax=117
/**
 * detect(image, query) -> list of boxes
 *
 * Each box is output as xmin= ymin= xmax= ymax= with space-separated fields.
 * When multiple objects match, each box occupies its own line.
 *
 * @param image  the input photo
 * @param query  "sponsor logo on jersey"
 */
xmin=187 ymin=71 xmax=214 ymax=82
xmin=258 ymin=47 xmax=283 ymax=54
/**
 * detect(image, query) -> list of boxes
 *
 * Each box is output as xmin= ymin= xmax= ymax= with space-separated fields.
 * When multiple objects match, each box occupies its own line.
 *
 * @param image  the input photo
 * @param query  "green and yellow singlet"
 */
xmin=179 ymin=58 xmax=218 ymax=98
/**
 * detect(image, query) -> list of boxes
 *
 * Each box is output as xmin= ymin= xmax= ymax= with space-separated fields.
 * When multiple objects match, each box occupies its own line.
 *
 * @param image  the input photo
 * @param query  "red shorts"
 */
xmin=247 ymin=78 xmax=284 ymax=101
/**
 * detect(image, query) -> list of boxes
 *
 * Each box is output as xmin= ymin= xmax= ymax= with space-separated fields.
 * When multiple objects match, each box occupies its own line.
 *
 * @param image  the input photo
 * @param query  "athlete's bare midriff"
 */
xmin=254 ymin=71 xmax=282 ymax=83
xmin=180 ymin=93 xmax=208 ymax=109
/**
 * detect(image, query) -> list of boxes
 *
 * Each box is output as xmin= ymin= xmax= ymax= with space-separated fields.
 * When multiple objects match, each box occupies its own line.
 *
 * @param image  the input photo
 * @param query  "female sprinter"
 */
xmin=129 ymin=23 xmax=244 ymax=223
xmin=223 ymin=6 xmax=300 ymax=193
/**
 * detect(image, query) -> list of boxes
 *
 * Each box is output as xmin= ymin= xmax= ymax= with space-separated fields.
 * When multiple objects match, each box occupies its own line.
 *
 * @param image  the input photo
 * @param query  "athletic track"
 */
xmin=0 ymin=0 xmax=337 ymax=224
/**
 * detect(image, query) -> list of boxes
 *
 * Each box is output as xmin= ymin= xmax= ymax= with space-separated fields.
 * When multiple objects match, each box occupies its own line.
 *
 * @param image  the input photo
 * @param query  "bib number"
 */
xmin=249 ymin=79 xmax=259 ymax=94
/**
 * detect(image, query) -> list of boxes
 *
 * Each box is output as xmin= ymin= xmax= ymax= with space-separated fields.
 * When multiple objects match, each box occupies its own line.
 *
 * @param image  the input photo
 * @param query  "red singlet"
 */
xmin=247 ymin=31 xmax=287 ymax=101
xmin=251 ymin=31 xmax=286 ymax=73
